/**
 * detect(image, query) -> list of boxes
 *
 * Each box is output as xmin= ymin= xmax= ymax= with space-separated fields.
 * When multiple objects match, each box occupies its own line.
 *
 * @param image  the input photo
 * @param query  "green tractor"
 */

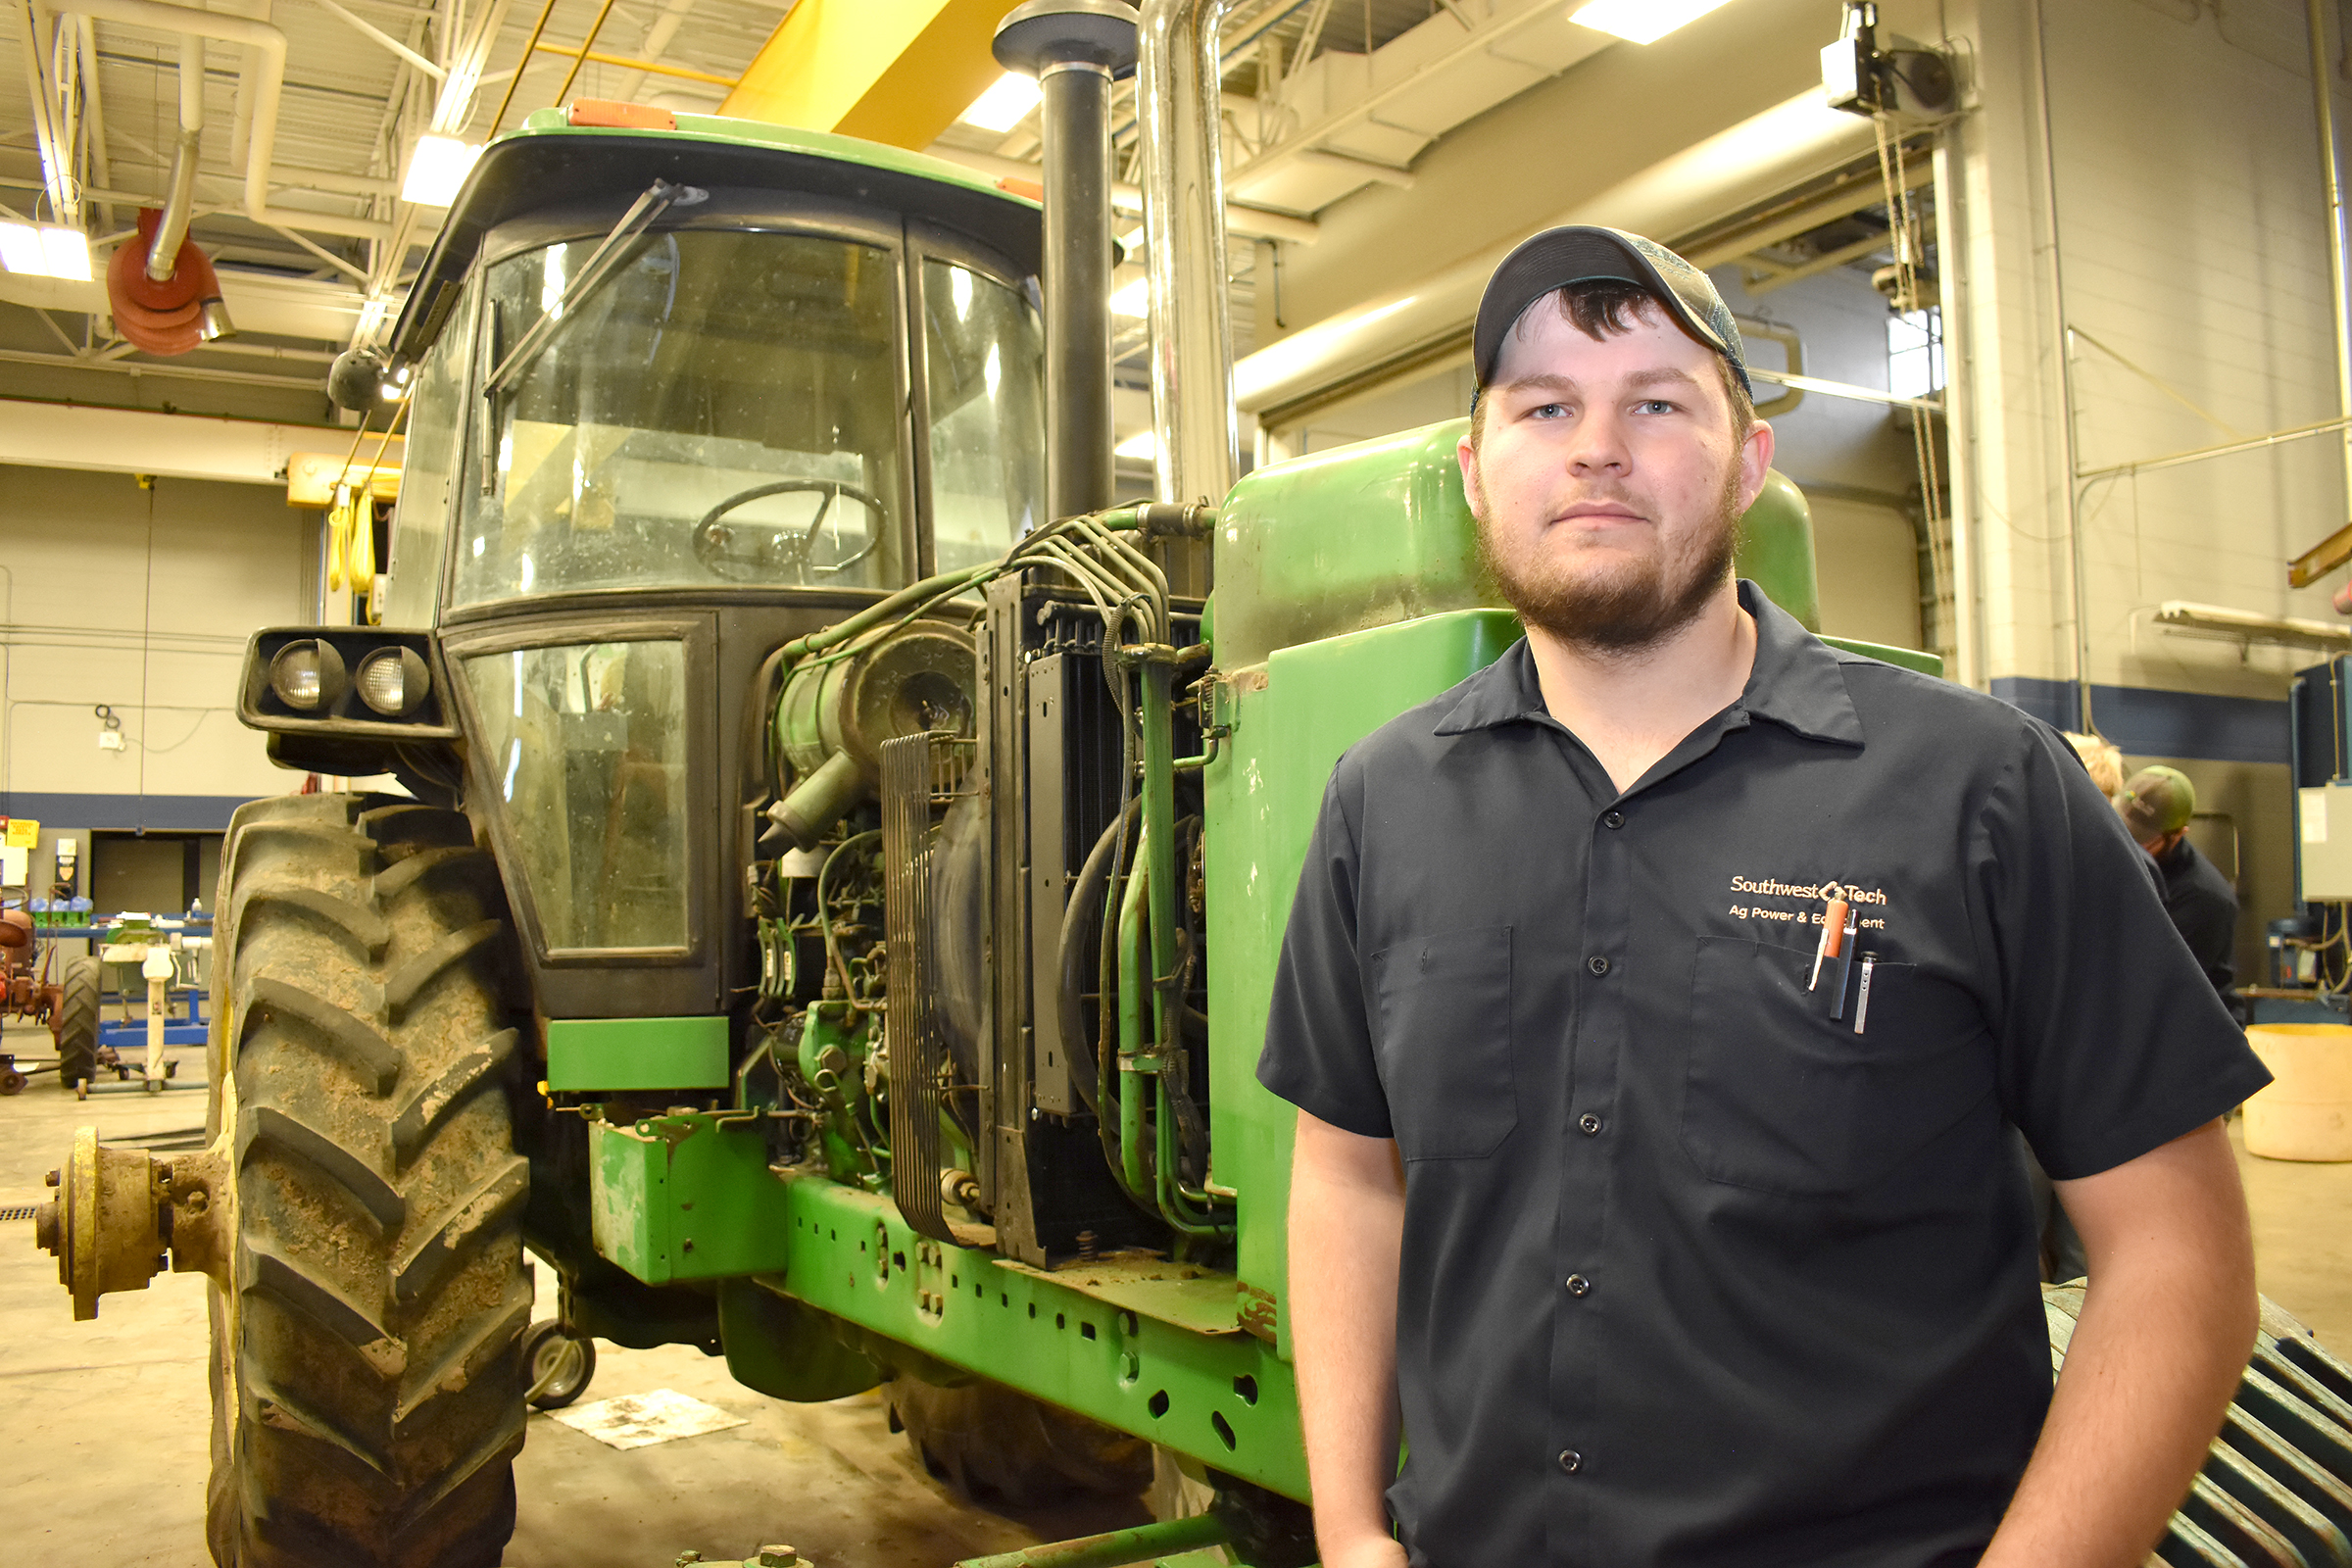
xmin=11 ymin=89 xmax=1874 ymax=1568
xmin=30 ymin=11 xmax=2349 ymax=1568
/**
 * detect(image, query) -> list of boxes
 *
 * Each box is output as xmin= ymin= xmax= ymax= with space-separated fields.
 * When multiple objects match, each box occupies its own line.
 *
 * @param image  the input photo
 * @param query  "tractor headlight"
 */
xmin=270 ymin=640 xmax=347 ymax=710
xmin=356 ymin=647 xmax=429 ymax=717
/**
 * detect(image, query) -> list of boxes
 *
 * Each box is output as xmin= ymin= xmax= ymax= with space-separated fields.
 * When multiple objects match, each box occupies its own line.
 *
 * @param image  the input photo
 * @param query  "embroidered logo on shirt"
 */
xmin=1726 ymin=874 xmax=1892 ymax=931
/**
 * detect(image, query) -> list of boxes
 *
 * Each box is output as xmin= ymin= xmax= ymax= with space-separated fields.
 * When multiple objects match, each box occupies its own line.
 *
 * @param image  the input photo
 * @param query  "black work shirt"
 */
xmin=1257 ymin=583 xmax=2269 ymax=1568
xmin=2153 ymin=836 xmax=2239 ymax=995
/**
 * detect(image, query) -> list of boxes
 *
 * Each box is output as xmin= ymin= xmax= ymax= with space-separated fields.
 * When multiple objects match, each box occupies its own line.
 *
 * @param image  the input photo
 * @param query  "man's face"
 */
xmin=1457 ymin=298 xmax=1774 ymax=653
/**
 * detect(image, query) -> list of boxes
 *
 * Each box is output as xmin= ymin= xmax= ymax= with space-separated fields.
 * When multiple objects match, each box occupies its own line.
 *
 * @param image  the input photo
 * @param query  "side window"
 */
xmin=380 ymin=276 xmax=477 ymax=628
xmin=922 ymin=259 xmax=1045 ymax=570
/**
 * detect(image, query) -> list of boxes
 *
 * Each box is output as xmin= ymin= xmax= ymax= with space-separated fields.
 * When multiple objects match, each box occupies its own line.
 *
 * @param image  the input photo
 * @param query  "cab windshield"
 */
xmin=453 ymin=228 xmax=909 ymax=607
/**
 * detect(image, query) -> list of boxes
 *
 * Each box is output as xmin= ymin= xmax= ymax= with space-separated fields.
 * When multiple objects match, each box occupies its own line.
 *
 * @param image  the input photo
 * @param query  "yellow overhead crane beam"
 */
xmin=719 ymin=0 xmax=1007 ymax=150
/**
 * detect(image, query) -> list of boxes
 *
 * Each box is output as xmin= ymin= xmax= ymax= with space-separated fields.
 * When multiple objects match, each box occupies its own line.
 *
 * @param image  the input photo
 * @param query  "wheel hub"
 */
xmin=33 ymin=1124 xmax=230 ymax=1320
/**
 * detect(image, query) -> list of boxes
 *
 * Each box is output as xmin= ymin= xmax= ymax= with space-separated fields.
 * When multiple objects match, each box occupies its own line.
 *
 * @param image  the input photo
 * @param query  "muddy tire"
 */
xmin=54 ymin=954 xmax=99 ymax=1090
xmin=204 ymin=793 xmax=529 ymax=1568
xmin=888 ymin=1377 xmax=1153 ymax=1507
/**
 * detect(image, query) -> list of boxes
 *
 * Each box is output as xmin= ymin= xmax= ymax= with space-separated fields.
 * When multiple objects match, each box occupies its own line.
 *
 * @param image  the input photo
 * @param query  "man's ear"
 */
xmin=1456 ymin=432 xmax=1484 ymax=519
xmin=1736 ymin=417 xmax=1777 ymax=513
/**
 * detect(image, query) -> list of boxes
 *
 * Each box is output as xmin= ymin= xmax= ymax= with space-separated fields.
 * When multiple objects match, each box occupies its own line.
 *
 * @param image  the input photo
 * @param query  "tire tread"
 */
xmin=210 ymin=793 xmax=525 ymax=1568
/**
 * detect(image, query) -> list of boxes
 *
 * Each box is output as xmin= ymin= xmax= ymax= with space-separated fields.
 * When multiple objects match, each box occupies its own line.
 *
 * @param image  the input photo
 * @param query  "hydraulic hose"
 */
xmin=1056 ymin=797 xmax=1143 ymax=1122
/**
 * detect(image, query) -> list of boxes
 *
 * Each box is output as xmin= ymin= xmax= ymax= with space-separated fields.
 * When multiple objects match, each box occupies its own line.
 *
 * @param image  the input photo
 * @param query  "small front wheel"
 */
xmin=521 ymin=1318 xmax=598 ymax=1410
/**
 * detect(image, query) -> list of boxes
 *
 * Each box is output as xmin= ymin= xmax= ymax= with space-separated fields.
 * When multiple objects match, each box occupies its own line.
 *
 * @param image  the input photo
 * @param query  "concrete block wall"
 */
xmin=2 ymin=464 xmax=313 ymax=838
xmin=1952 ymin=0 xmax=2348 ymax=703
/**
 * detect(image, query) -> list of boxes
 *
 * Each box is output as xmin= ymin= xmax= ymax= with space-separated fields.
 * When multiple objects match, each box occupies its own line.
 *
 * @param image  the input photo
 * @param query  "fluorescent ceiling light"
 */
xmin=0 ymin=223 xmax=46 ymax=274
xmin=39 ymin=226 xmax=91 ymax=280
xmin=1109 ymin=278 xmax=1150 ymax=318
xmin=0 ymin=221 xmax=92 ymax=280
xmin=961 ymin=73 xmax=1043 ymax=132
xmin=1567 ymin=0 xmax=1736 ymax=44
xmin=1114 ymin=430 xmax=1158 ymax=461
xmin=402 ymin=134 xmax=483 ymax=207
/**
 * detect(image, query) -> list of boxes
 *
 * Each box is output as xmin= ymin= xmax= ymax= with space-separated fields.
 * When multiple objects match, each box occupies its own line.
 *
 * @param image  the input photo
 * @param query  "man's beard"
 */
xmin=1472 ymin=466 xmax=1742 ymax=656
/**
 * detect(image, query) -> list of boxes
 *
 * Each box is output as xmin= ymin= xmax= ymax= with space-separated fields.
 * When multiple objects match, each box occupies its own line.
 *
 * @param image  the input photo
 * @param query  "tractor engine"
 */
xmin=748 ymin=514 xmax=1218 ymax=1268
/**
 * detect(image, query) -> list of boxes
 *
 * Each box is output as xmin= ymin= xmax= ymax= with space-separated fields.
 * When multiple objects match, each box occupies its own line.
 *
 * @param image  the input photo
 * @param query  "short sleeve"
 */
xmin=1972 ymin=724 xmax=2271 ymax=1179
xmin=1256 ymin=770 xmax=1394 ymax=1138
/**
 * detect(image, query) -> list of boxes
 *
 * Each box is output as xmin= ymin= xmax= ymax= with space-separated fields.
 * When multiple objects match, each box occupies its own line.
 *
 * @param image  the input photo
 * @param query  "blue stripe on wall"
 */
xmin=1989 ymin=678 xmax=2289 ymax=764
xmin=1 ymin=793 xmax=260 ymax=832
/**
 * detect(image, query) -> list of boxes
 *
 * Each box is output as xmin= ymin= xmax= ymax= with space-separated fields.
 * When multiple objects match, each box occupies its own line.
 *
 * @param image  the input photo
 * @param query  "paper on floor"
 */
xmin=547 ymin=1388 xmax=748 ymax=1449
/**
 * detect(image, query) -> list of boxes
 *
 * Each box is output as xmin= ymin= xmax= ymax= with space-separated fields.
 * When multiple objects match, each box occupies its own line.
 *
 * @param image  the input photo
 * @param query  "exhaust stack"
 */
xmin=993 ymin=1 xmax=1140 ymax=525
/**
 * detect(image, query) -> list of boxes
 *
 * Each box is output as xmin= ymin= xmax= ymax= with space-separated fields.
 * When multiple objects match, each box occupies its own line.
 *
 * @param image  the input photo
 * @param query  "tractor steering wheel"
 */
xmin=691 ymin=478 xmax=887 ymax=584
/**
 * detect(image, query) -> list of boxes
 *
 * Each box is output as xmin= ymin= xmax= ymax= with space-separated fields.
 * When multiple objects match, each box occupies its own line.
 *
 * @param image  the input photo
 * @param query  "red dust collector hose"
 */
xmin=108 ymin=207 xmax=230 ymax=356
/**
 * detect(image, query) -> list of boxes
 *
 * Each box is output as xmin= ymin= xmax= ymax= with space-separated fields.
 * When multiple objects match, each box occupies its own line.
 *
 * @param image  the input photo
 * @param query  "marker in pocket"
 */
xmin=1808 ymin=893 xmax=1851 ymax=991
xmin=1828 ymin=906 xmax=1861 ymax=1019
xmin=1852 ymin=954 xmax=1877 ymax=1034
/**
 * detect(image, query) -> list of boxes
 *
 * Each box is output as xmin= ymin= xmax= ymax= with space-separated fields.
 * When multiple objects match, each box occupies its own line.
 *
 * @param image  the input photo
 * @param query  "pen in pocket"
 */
xmin=1853 ymin=955 xmax=1876 ymax=1034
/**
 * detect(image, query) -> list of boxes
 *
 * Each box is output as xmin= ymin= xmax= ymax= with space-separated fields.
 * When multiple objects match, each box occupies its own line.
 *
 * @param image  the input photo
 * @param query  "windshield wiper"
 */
xmin=484 ymin=177 xmax=706 ymax=398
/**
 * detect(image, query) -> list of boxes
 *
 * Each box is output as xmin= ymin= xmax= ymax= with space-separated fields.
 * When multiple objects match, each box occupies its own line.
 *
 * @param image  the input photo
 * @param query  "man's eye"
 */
xmin=1529 ymin=402 xmax=1568 ymax=419
xmin=1634 ymin=399 xmax=1677 ymax=415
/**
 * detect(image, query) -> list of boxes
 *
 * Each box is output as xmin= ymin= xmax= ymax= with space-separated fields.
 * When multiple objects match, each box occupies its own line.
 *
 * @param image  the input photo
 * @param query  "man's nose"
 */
xmin=1566 ymin=408 xmax=1631 ymax=474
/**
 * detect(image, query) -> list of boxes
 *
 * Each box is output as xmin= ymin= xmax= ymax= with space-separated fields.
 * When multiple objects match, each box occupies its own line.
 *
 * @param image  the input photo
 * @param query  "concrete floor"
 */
xmin=0 ymin=1032 xmax=1147 ymax=1568
xmin=1 ymin=1027 xmax=2346 ymax=1567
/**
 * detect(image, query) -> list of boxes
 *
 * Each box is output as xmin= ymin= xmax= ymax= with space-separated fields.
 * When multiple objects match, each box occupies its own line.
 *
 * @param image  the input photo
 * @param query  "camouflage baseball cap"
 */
xmin=1472 ymin=224 xmax=1752 ymax=399
xmin=2119 ymin=764 xmax=2196 ymax=838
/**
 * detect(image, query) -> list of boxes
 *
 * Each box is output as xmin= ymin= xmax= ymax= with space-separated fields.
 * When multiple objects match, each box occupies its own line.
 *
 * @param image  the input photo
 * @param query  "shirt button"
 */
xmin=1601 ymin=809 xmax=1625 ymax=829
xmin=1558 ymin=1449 xmax=1584 ymax=1475
xmin=1578 ymin=1112 xmax=1603 ymax=1136
xmin=1587 ymin=956 xmax=1609 ymax=976
xmin=1565 ymin=1274 xmax=1592 ymax=1297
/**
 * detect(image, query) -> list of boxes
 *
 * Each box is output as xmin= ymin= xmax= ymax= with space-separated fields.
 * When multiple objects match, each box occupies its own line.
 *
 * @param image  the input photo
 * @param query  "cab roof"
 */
xmin=387 ymin=107 xmax=1043 ymax=365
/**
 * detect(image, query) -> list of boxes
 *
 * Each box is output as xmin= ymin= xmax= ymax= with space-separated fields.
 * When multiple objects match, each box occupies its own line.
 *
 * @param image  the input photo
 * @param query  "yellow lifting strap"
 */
xmin=326 ymin=486 xmax=351 ymax=592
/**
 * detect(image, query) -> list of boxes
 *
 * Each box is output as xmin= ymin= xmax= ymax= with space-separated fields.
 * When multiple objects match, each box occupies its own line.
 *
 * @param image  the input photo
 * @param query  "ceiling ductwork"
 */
xmin=105 ymin=30 xmax=235 ymax=356
xmin=42 ymin=0 xmax=391 ymax=243
xmin=1235 ymin=89 xmax=1886 ymax=425
xmin=107 ymin=207 xmax=232 ymax=355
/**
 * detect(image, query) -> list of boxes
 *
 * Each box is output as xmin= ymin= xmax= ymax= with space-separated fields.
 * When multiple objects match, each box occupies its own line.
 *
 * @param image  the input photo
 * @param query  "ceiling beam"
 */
xmin=718 ymin=0 xmax=1006 ymax=150
xmin=0 ymin=397 xmax=347 ymax=481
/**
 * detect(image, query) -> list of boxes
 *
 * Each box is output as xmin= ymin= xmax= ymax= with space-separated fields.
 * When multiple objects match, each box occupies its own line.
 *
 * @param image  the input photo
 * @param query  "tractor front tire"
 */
xmin=205 ymin=794 xmax=529 ymax=1568
xmin=54 ymin=954 xmax=99 ymax=1090
xmin=888 ymin=1376 xmax=1153 ymax=1507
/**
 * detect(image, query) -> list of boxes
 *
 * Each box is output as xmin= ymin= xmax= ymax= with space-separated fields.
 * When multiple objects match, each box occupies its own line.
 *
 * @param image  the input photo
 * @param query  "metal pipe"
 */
xmin=1138 ymin=0 xmax=1240 ymax=511
xmin=1041 ymin=60 xmax=1117 ymax=522
xmin=545 ymin=0 xmax=622 ymax=115
xmin=1116 ymin=846 xmax=1152 ymax=1199
xmin=994 ymin=3 xmax=1138 ymax=523
xmin=14 ymin=0 xmax=74 ymax=224
xmin=524 ymin=40 xmax=735 ymax=88
xmin=1137 ymin=655 xmax=1181 ymax=1062
xmin=956 ymin=1511 xmax=1229 ymax=1568
xmin=43 ymin=0 xmax=392 ymax=243
xmin=1934 ymin=129 xmax=1984 ymax=690
xmin=146 ymin=33 xmax=204 ymax=282
xmin=2029 ymin=0 xmax=2093 ymax=733
xmin=2310 ymin=0 xmax=2352 ymax=552
xmin=2082 ymin=415 xmax=2352 ymax=484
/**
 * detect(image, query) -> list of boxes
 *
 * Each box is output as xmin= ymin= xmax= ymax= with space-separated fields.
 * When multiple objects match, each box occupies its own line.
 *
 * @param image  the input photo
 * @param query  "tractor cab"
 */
xmin=249 ymin=104 xmax=1043 ymax=1021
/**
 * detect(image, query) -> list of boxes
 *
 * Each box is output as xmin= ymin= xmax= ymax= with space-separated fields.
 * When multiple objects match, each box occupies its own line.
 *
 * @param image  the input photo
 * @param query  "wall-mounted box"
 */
xmin=2297 ymin=785 xmax=2352 ymax=901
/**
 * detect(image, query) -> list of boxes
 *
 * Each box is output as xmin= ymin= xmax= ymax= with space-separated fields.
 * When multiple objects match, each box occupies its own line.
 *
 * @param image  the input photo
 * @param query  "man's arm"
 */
xmin=1980 ymin=1119 xmax=2258 ymax=1568
xmin=1289 ymin=1107 xmax=1409 ymax=1568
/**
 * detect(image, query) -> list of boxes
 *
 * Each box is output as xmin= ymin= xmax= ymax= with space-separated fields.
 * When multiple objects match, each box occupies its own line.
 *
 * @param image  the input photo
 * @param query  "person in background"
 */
xmin=2065 ymin=731 xmax=2124 ymax=802
xmin=2119 ymin=765 xmax=2240 ymax=1003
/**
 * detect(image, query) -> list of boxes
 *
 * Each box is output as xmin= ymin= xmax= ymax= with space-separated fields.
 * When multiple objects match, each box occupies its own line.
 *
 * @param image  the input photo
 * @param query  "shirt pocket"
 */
xmin=1370 ymin=926 xmax=1518 ymax=1161
xmin=1680 ymin=935 xmax=1987 ymax=1197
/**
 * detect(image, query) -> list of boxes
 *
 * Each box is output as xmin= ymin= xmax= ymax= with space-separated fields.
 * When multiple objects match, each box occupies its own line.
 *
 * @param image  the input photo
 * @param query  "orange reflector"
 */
xmin=996 ymin=176 xmax=1045 ymax=202
xmin=568 ymin=99 xmax=677 ymax=130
